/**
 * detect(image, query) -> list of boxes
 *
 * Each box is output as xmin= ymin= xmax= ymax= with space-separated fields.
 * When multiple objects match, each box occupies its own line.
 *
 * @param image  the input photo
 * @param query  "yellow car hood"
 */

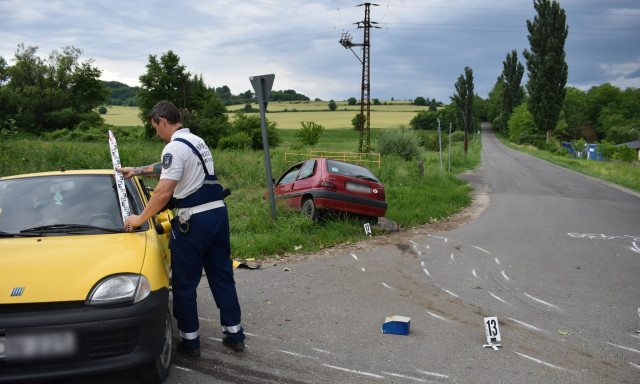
xmin=0 ymin=233 xmax=148 ymax=304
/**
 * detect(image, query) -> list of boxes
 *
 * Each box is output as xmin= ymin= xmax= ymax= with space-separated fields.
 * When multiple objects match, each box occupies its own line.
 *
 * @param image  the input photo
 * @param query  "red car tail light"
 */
xmin=318 ymin=181 xmax=337 ymax=191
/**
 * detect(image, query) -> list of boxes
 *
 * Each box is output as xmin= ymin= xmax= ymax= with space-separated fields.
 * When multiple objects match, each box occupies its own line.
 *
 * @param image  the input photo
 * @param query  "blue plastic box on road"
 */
xmin=382 ymin=315 xmax=411 ymax=335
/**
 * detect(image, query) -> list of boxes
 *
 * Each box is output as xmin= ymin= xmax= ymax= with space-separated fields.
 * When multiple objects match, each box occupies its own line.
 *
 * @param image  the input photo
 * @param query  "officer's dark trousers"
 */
xmin=170 ymin=206 xmax=244 ymax=347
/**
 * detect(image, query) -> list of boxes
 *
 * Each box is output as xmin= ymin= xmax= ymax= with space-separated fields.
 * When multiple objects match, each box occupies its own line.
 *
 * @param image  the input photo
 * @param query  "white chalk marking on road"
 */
xmin=312 ymin=347 xmax=332 ymax=354
xmin=278 ymin=350 xmax=319 ymax=359
xmin=489 ymin=291 xmax=509 ymax=305
xmin=427 ymin=311 xmax=451 ymax=322
xmin=174 ymin=365 xmax=193 ymax=372
xmin=413 ymin=244 xmax=422 ymax=256
xmin=631 ymin=242 xmax=640 ymax=254
xmin=508 ymin=317 xmax=543 ymax=332
xmin=494 ymin=257 xmax=501 ymax=265
xmin=423 ymin=268 xmax=430 ymax=277
xmin=198 ymin=317 xmax=215 ymax=322
xmin=381 ymin=371 xmax=430 ymax=382
xmin=417 ymin=369 xmax=450 ymax=379
xmin=515 ymin=352 xmax=567 ymax=371
xmin=472 ymin=245 xmax=492 ymax=255
xmin=629 ymin=361 xmax=640 ymax=369
xmin=420 ymin=261 xmax=425 ymax=267
xmin=322 ymin=364 xmax=384 ymax=379
xmin=382 ymin=282 xmax=394 ymax=289
xmin=442 ymin=288 xmax=459 ymax=298
xmin=350 ymin=253 xmax=359 ymax=260
xmin=450 ymin=252 xmax=455 ymax=261
xmin=501 ymin=270 xmax=510 ymax=280
xmin=472 ymin=269 xmax=478 ymax=277
xmin=428 ymin=235 xmax=448 ymax=243
xmin=524 ymin=293 xmax=561 ymax=310
xmin=607 ymin=342 xmax=640 ymax=354
xmin=360 ymin=267 xmax=366 ymax=272
xmin=409 ymin=240 xmax=418 ymax=245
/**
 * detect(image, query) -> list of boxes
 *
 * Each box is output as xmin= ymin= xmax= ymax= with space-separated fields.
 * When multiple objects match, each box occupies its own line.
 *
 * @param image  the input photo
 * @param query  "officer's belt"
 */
xmin=176 ymin=200 xmax=225 ymax=221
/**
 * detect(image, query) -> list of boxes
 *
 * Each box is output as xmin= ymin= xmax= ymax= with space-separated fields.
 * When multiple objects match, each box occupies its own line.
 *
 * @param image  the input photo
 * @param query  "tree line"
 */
xmin=409 ymin=0 xmax=639 ymax=162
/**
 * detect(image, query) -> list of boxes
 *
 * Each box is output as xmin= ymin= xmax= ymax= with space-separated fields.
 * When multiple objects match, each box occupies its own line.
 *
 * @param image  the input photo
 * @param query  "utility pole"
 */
xmin=339 ymin=2 xmax=379 ymax=153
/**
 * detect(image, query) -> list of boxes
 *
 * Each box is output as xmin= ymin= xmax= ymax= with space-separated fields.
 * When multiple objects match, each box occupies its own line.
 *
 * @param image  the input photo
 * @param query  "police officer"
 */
xmin=118 ymin=101 xmax=245 ymax=356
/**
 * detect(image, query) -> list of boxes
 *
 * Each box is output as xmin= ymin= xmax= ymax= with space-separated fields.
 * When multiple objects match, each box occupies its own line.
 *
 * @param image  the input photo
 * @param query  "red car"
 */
xmin=267 ymin=158 xmax=387 ymax=220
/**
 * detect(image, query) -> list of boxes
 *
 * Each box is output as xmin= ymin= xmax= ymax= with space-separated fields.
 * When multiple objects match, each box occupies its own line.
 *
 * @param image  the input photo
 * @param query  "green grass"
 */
xmin=0 ymin=129 xmax=481 ymax=259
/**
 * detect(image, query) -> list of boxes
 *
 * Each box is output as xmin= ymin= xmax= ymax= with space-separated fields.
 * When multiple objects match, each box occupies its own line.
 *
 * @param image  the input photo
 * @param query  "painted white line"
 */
xmin=174 ymin=365 xmax=193 ymax=372
xmin=508 ymin=317 xmax=543 ymax=332
xmin=494 ymin=257 xmax=501 ymax=265
xmin=524 ymin=293 xmax=561 ymax=310
xmin=472 ymin=269 xmax=478 ymax=277
xmin=350 ymin=253 xmax=359 ymax=260
xmin=427 ymin=311 xmax=451 ymax=322
xmin=312 ymin=347 xmax=332 ymax=354
xmin=630 ymin=361 xmax=640 ymax=369
xmin=501 ymin=270 xmax=510 ymax=280
xmin=417 ymin=369 xmax=450 ymax=379
xmin=489 ymin=291 xmax=509 ymax=305
xmin=381 ymin=371 xmax=430 ymax=382
xmin=423 ymin=268 xmax=430 ymax=277
xmin=515 ymin=352 xmax=566 ymax=371
xmin=278 ymin=350 xmax=319 ymax=359
xmin=442 ymin=288 xmax=459 ymax=298
xmin=607 ymin=342 xmax=640 ymax=354
xmin=382 ymin=282 xmax=394 ymax=289
xmin=322 ymin=364 xmax=384 ymax=379
xmin=472 ymin=245 xmax=492 ymax=255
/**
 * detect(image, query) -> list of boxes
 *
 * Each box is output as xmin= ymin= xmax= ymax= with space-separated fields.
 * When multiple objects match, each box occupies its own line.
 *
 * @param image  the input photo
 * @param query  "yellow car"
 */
xmin=0 ymin=170 xmax=173 ymax=383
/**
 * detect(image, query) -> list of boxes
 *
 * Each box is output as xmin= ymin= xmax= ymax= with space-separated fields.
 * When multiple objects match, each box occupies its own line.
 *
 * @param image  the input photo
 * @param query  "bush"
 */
xmin=450 ymin=131 xmax=465 ymax=143
xmin=218 ymin=132 xmax=252 ymax=150
xmin=98 ymin=106 xmax=107 ymax=115
xmin=375 ymin=128 xmax=421 ymax=160
xmin=295 ymin=121 xmax=324 ymax=146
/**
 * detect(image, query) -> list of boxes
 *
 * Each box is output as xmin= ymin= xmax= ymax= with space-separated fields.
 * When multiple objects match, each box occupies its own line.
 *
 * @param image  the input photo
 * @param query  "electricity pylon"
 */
xmin=339 ymin=3 xmax=379 ymax=153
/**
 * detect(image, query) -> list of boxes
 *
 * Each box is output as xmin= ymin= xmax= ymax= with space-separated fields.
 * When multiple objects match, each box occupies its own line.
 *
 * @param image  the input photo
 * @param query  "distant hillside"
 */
xmin=102 ymin=81 xmax=140 ymax=106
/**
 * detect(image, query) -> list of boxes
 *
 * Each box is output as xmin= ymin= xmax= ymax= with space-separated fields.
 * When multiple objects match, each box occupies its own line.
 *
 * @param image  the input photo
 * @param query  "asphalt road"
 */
xmin=71 ymin=123 xmax=640 ymax=383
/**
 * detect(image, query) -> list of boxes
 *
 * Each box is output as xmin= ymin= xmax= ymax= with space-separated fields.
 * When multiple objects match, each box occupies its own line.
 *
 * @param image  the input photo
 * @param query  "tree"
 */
xmin=351 ymin=113 xmax=366 ymax=131
xmin=138 ymin=50 xmax=190 ymax=137
xmin=328 ymin=100 xmax=337 ymax=111
xmin=410 ymin=110 xmax=439 ymax=130
xmin=231 ymin=112 xmax=281 ymax=150
xmin=413 ymin=96 xmax=427 ymax=106
xmin=347 ymin=97 xmax=357 ymax=105
xmin=523 ymin=0 xmax=569 ymax=143
xmin=450 ymin=66 xmax=474 ymax=154
xmin=0 ymin=44 xmax=108 ymax=135
xmin=498 ymin=50 xmax=525 ymax=132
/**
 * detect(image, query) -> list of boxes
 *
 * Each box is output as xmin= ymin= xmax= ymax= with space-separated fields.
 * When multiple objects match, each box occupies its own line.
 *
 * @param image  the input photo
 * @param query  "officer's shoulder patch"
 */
xmin=162 ymin=153 xmax=173 ymax=169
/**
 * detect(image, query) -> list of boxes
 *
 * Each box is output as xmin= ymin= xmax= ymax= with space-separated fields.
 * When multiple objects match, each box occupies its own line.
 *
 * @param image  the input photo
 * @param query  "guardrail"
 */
xmin=284 ymin=151 xmax=381 ymax=168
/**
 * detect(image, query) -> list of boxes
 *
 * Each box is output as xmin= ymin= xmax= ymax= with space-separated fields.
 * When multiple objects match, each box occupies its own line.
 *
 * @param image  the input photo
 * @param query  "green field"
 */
xmin=102 ymin=101 xmax=430 ymax=130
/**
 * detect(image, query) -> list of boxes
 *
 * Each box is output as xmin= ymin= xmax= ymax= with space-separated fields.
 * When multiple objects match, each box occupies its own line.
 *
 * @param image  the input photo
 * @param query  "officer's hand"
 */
xmin=116 ymin=167 xmax=135 ymax=179
xmin=123 ymin=215 xmax=144 ymax=232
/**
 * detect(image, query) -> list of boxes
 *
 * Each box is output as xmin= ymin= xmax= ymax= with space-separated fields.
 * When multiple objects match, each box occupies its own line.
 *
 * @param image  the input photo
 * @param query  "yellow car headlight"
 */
xmin=86 ymin=274 xmax=151 ymax=306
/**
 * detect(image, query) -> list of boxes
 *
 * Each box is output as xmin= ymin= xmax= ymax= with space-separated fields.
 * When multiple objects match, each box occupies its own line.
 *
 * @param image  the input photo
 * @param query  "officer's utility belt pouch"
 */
xmin=176 ymin=200 xmax=224 ymax=233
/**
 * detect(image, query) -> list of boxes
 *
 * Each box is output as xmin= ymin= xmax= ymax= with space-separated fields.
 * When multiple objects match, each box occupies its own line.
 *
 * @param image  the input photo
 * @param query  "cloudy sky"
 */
xmin=1 ymin=0 xmax=639 ymax=103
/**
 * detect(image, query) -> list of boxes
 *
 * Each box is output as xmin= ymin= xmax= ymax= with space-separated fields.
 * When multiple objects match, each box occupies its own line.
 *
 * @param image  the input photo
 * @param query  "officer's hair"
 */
xmin=148 ymin=101 xmax=182 ymax=124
